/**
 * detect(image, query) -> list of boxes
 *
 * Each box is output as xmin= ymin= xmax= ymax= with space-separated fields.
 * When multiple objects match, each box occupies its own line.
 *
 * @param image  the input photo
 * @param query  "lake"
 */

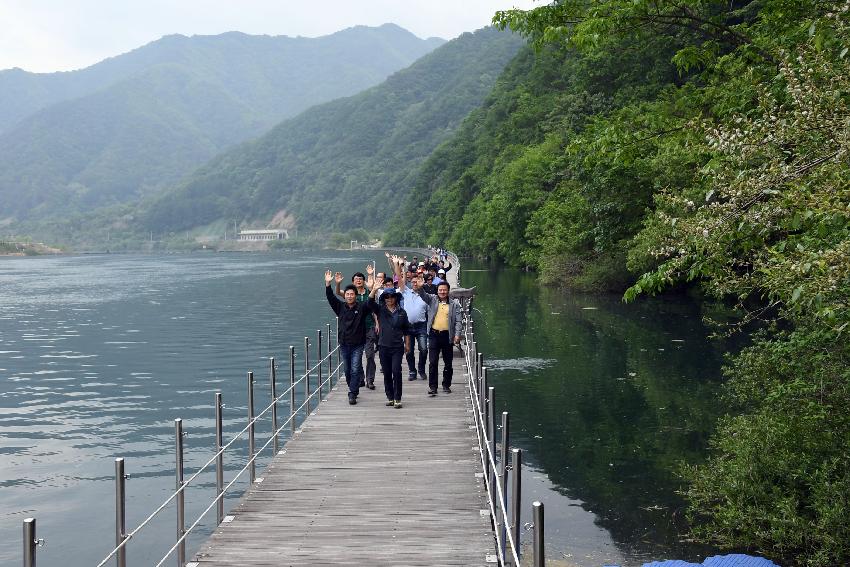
xmin=0 ymin=252 xmax=730 ymax=566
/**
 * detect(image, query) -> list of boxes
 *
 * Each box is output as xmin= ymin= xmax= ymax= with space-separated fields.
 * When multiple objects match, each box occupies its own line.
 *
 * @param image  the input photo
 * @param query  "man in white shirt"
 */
xmin=398 ymin=269 xmax=429 ymax=381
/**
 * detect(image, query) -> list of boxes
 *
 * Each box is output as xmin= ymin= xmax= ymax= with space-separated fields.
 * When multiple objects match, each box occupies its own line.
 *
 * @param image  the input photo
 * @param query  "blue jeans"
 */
xmin=406 ymin=321 xmax=428 ymax=377
xmin=340 ymin=343 xmax=365 ymax=398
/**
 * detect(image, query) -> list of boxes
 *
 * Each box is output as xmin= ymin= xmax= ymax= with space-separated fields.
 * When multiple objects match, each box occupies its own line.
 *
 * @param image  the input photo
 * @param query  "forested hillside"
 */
xmin=0 ymin=24 xmax=444 ymax=220
xmin=388 ymin=1 xmax=850 ymax=564
xmin=138 ymin=26 xmax=523 ymax=234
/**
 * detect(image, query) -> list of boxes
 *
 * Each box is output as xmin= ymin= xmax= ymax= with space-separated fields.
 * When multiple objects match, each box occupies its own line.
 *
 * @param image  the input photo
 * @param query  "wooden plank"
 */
xmin=193 ymin=332 xmax=495 ymax=566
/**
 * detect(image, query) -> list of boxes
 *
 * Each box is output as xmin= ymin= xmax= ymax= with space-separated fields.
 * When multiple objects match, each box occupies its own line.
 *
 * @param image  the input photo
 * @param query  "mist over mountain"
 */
xmin=138 ymin=26 xmax=523 ymax=235
xmin=0 ymin=24 xmax=444 ymax=220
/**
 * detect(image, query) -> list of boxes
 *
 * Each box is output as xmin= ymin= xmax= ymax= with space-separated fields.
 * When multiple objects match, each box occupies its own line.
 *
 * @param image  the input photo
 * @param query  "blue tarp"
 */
xmin=636 ymin=554 xmax=780 ymax=567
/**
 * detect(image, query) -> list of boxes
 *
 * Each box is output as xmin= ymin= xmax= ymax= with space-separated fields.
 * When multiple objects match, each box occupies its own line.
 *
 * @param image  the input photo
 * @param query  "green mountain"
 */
xmin=137 ymin=26 xmax=524 ymax=235
xmin=0 ymin=25 xmax=444 ymax=220
xmin=383 ymin=33 xmax=685 ymax=290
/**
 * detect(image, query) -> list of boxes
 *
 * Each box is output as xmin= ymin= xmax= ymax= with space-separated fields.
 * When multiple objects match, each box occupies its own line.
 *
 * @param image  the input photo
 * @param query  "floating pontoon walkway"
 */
xmin=191 ymin=355 xmax=494 ymax=566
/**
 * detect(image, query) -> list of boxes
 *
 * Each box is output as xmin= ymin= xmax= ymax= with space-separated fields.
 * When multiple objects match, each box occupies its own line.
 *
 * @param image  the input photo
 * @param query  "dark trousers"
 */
xmin=363 ymin=328 xmax=378 ymax=383
xmin=340 ymin=343 xmax=365 ymax=398
xmin=406 ymin=321 xmax=428 ymax=377
xmin=379 ymin=346 xmax=404 ymax=401
xmin=428 ymin=330 xmax=453 ymax=390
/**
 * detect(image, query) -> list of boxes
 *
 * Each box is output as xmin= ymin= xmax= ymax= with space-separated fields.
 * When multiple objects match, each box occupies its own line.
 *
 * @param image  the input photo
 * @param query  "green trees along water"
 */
xmin=388 ymin=0 xmax=849 ymax=564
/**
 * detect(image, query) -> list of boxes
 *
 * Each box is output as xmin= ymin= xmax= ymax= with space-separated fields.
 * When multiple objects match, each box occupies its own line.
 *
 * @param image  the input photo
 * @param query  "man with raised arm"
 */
xmin=324 ymin=269 xmax=375 ymax=405
xmin=335 ymin=265 xmax=378 ymax=390
xmin=415 ymin=277 xmax=463 ymax=396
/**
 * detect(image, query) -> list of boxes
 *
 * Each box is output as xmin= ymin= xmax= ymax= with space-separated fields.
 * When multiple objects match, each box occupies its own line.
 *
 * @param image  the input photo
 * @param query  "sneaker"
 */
xmin=419 ymin=372 xmax=427 ymax=381
xmin=442 ymin=386 xmax=451 ymax=394
xmin=407 ymin=375 xmax=417 ymax=381
xmin=385 ymin=400 xmax=395 ymax=406
xmin=394 ymin=401 xmax=403 ymax=409
xmin=359 ymin=380 xmax=366 ymax=387
xmin=348 ymin=397 xmax=357 ymax=405
xmin=428 ymin=389 xmax=437 ymax=397
xmin=366 ymin=381 xmax=376 ymax=390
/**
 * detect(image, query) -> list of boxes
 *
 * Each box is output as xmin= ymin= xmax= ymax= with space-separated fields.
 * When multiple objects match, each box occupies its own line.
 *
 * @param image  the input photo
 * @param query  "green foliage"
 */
xmin=389 ymin=0 xmax=850 ymax=563
xmin=685 ymin=329 xmax=850 ymax=565
xmin=387 ymin=9 xmax=688 ymax=284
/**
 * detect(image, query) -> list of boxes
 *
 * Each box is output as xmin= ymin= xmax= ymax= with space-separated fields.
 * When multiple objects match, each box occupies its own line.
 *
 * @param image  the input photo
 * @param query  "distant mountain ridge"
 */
xmin=137 ymin=26 xmax=525 ymax=235
xmin=0 ymin=24 xmax=444 ymax=134
xmin=0 ymin=24 xmax=444 ymax=220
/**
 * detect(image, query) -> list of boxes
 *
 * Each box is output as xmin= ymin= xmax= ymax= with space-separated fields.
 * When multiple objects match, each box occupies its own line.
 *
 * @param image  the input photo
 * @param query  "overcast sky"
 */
xmin=0 ymin=0 xmax=540 ymax=73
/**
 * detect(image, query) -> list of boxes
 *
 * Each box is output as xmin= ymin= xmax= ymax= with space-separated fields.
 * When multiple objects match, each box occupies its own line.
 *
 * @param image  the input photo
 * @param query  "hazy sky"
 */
xmin=0 ymin=0 xmax=540 ymax=73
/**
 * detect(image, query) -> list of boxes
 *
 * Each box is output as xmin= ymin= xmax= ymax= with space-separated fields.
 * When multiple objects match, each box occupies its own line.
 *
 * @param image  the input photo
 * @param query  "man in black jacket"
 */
xmin=324 ymin=270 xmax=376 ymax=405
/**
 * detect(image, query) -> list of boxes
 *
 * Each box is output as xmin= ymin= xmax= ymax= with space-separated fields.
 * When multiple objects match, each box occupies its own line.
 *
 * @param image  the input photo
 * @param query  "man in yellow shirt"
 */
xmin=415 ymin=280 xmax=462 ymax=396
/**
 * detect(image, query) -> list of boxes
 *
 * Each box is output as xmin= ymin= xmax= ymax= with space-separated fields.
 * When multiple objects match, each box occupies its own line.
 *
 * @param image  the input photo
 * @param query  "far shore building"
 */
xmin=237 ymin=229 xmax=289 ymax=241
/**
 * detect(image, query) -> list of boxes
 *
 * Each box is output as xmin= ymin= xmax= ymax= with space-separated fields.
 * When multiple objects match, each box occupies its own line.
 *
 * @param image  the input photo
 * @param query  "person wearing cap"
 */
xmin=324 ymin=270 xmax=376 ymax=405
xmin=415 ymin=278 xmax=463 ymax=395
xmin=433 ymin=269 xmax=446 ymax=286
xmin=368 ymin=274 xmax=410 ymax=408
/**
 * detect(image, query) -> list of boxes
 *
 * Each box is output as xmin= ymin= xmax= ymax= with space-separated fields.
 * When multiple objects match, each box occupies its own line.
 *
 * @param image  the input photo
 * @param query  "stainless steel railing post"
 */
xmin=289 ymin=346 xmax=296 ymax=436
xmin=500 ymin=411 xmax=510 ymax=559
xmin=480 ymin=368 xmax=488 ymax=444
xmin=247 ymin=371 xmax=255 ymax=483
xmin=510 ymin=448 xmax=522 ymax=561
xmin=304 ymin=337 xmax=311 ymax=415
xmin=23 ymin=518 xmax=36 ymax=567
xmin=533 ymin=501 xmax=545 ymax=567
xmin=477 ymin=355 xmax=485 ymax=401
xmin=487 ymin=386 xmax=496 ymax=514
xmin=115 ymin=457 xmax=127 ymax=567
xmin=326 ymin=322 xmax=332 ymax=389
xmin=317 ymin=329 xmax=323 ymax=403
xmin=270 ymin=357 xmax=279 ymax=453
xmin=175 ymin=418 xmax=186 ymax=567
xmin=214 ymin=393 xmax=224 ymax=524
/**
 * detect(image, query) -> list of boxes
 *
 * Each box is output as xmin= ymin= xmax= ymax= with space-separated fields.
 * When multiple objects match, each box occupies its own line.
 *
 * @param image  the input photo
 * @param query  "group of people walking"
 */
xmin=324 ymin=250 xmax=462 ymax=408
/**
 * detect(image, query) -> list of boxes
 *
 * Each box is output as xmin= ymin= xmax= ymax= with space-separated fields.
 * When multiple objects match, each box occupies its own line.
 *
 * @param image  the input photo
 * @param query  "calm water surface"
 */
xmin=0 ymin=251 xmax=386 ymax=566
xmin=1 ymin=253 xmax=731 ymax=566
xmin=461 ymin=260 xmax=733 ymax=566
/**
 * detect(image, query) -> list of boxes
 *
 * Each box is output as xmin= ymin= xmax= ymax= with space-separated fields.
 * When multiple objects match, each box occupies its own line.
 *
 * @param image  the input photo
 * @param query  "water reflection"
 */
xmin=463 ymin=260 xmax=736 ymax=566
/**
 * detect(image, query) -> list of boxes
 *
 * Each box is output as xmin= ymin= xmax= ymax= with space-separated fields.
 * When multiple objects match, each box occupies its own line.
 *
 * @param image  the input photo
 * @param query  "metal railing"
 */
xmin=458 ymin=281 xmax=546 ymax=567
xmin=21 ymin=253 xmax=549 ymax=567
xmin=22 ymin=318 xmax=342 ymax=567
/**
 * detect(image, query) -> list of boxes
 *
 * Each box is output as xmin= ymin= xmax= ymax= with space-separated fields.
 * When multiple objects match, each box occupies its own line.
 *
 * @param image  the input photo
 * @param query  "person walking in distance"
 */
xmin=324 ymin=270 xmax=374 ymax=405
xmin=368 ymin=272 xmax=410 ymax=408
xmin=416 ymin=279 xmax=462 ymax=395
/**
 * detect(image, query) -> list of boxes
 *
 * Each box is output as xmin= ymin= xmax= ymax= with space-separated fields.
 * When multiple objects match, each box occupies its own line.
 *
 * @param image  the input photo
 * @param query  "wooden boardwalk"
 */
xmin=191 ymin=351 xmax=495 ymax=566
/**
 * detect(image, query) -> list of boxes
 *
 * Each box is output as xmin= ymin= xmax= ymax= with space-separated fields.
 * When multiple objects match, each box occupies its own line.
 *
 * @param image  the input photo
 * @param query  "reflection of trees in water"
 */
xmin=465 ymin=260 xmax=735 ymax=560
